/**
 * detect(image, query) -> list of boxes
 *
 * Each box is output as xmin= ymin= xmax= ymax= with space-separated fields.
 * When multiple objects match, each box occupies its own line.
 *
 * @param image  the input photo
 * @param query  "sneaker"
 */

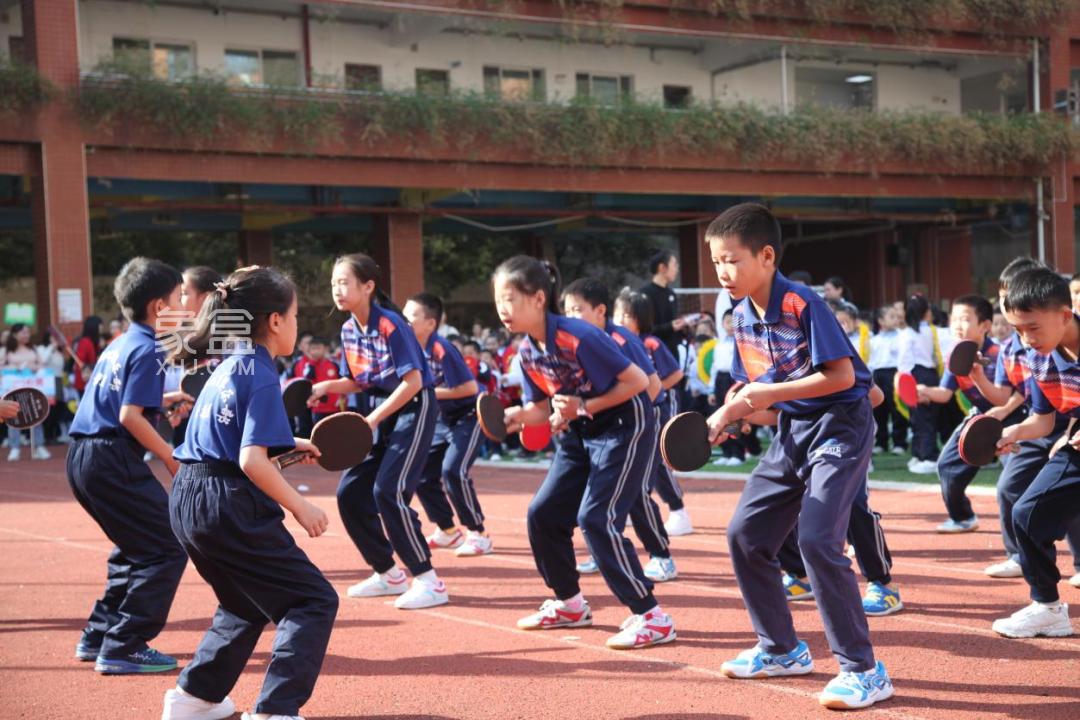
xmin=862 ymin=582 xmax=903 ymax=616
xmin=162 ymin=687 xmax=235 ymax=720
xmin=907 ymin=459 xmax=937 ymax=474
xmin=576 ymin=556 xmax=599 ymax=574
xmin=346 ymin=570 xmax=409 ymax=598
xmin=872 ymin=446 xmax=883 ymax=455
xmin=427 ymin=528 xmax=464 ymax=550
xmin=455 ymin=531 xmax=493 ymax=557
xmin=95 ymin=646 xmax=177 ymax=674
xmin=605 ymin=608 xmax=676 ymax=650
xmin=664 ymin=508 xmax=693 ymax=537
xmin=1070 ymin=573 xmax=1080 ymax=588
xmin=75 ymin=629 xmax=102 ymax=662
xmin=394 ymin=576 xmax=449 ymax=610
xmin=721 ymin=640 xmax=814 ymax=679
xmin=992 ymin=602 xmax=1073 ymax=638
xmin=32 ymin=446 xmax=51 ymax=460
xmin=818 ymin=661 xmax=895 ymax=709
xmin=782 ymin=573 xmax=814 ymax=602
xmin=985 ymin=559 xmax=1024 ymax=578
xmin=517 ymin=599 xmax=593 ymax=630
xmin=643 ymin=556 xmax=678 ymax=582
xmin=241 ymin=714 xmax=304 ymax=720
xmin=890 ymin=446 xmax=907 ymax=456
xmin=6 ymin=448 xmax=20 ymax=462
xmin=489 ymin=453 xmax=502 ymax=462
xmin=936 ymin=517 xmax=979 ymax=534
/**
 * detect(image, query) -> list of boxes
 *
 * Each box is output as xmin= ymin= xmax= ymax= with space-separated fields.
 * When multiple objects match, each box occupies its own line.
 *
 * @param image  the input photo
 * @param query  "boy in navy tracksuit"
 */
xmin=165 ymin=266 xmax=337 ymax=720
xmin=992 ymin=267 xmax=1080 ymax=638
xmin=66 ymin=257 xmax=189 ymax=675
xmin=403 ymin=292 xmax=493 ymax=557
xmin=492 ymin=255 xmax=674 ymax=650
xmin=704 ymin=204 xmax=893 ymax=709
xmin=561 ymin=280 xmax=677 ymax=585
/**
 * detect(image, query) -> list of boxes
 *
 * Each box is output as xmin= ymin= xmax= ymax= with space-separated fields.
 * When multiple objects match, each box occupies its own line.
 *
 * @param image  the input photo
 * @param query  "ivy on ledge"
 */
xmin=75 ymin=62 xmax=1074 ymax=171
xmin=0 ymin=59 xmax=53 ymax=114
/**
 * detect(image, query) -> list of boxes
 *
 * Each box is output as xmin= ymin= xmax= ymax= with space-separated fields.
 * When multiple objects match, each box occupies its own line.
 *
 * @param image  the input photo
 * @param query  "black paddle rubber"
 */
xmin=282 ymin=378 xmax=313 ymax=417
xmin=477 ymin=393 xmax=507 ymax=442
xmin=957 ymin=414 xmax=1003 ymax=467
xmin=277 ymin=412 xmax=373 ymax=471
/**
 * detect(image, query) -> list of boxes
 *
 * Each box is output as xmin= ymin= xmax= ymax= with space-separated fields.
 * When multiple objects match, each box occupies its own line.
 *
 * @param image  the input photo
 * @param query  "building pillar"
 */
xmin=373 ymin=213 xmax=424 ymax=305
xmin=238 ymin=230 xmax=274 ymax=267
xmin=1045 ymin=28 xmax=1076 ymax=273
xmin=23 ymin=0 xmax=92 ymax=335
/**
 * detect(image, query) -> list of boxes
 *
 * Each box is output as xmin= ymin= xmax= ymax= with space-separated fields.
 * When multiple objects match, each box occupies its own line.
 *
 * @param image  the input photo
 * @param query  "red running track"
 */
xmin=0 ymin=458 xmax=1077 ymax=719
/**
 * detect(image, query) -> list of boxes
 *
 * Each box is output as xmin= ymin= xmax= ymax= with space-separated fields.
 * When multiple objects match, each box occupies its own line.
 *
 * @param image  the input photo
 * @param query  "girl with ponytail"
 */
xmin=310 ymin=253 xmax=447 ymax=610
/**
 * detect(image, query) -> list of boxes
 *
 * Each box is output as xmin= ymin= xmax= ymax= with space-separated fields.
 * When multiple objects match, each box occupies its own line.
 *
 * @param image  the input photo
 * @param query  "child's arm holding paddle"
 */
xmin=436 ymin=378 xmax=478 ymax=402
xmin=966 ymin=360 xmax=1014 ymax=407
xmin=997 ymin=411 xmax=1056 ymax=455
xmin=505 ymin=399 xmax=551 ymax=434
xmin=551 ymin=363 xmax=649 ymax=425
xmin=311 ymin=377 xmax=361 ymax=403
xmin=984 ymin=392 xmax=1026 ymax=422
xmin=240 ymin=442 xmax=327 ymax=537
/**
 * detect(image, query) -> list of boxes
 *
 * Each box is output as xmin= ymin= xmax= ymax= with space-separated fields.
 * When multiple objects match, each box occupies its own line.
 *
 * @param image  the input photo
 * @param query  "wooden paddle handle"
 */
xmin=276 ymin=450 xmax=310 ymax=470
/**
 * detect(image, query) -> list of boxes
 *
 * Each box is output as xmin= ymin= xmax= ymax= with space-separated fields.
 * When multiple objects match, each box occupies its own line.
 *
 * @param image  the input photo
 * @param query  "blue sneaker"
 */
xmin=782 ymin=573 xmax=815 ymax=602
xmin=721 ymin=640 xmax=814 ymax=678
xmin=643 ymin=555 xmax=678 ymax=582
xmin=576 ymin=556 xmax=599 ymax=574
xmin=94 ymin=646 xmax=177 ymax=674
xmin=75 ymin=629 xmax=102 ymax=662
xmin=819 ymin=660 xmax=895 ymax=709
xmin=863 ymin=582 xmax=903 ymax=616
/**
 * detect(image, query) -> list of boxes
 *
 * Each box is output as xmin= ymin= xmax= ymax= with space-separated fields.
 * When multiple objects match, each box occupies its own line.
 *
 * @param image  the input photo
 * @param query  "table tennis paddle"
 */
xmin=520 ymin=423 xmax=552 ymax=452
xmin=282 ymin=377 xmax=313 ymax=417
xmin=660 ymin=412 xmax=711 ymax=472
xmin=477 ymin=393 xmax=507 ymax=442
xmin=957 ymin=414 xmax=1003 ymax=467
xmin=896 ymin=372 xmax=919 ymax=407
xmin=276 ymin=412 xmax=373 ymax=471
xmin=948 ymin=340 xmax=992 ymax=377
xmin=2 ymin=387 xmax=49 ymax=430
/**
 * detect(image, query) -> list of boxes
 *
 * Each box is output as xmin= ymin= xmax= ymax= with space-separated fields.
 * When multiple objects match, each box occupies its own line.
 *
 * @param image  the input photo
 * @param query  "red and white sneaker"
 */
xmin=517 ymin=599 xmax=593 ymax=630
xmin=346 ymin=570 xmax=409 ymax=598
xmin=455 ymin=531 xmax=493 ymax=557
xmin=427 ymin=528 xmax=464 ymax=550
xmin=606 ymin=609 xmax=676 ymax=650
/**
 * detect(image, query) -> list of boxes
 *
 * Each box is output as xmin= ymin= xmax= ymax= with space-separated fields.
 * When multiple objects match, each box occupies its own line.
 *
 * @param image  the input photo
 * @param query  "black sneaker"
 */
xmin=94 ymin=646 xmax=177 ymax=674
xmin=75 ymin=630 xmax=103 ymax=662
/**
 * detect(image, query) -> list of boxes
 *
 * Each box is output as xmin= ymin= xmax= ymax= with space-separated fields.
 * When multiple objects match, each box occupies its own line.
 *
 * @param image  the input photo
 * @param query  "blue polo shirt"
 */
xmin=426 ymin=332 xmax=475 ymax=416
xmin=1027 ymin=315 xmax=1080 ymax=420
xmin=519 ymin=313 xmax=630 ymax=403
xmin=642 ymin=333 xmax=680 ymax=406
xmin=994 ymin=331 xmax=1031 ymax=402
xmin=940 ymin=336 xmax=998 ymax=413
xmin=70 ymin=322 xmax=165 ymax=437
xmin=174 ymin=345 xmax=295 ymax=465
xmin=730 ymin=271 xmax=871 ymax=415
xmin=339 ymin=304 xmax=434 ymax=395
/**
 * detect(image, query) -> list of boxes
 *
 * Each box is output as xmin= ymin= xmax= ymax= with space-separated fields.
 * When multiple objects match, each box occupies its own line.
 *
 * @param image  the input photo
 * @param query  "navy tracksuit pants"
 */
xmin=170 ymin=463 xmax=338 ymax=716
xmin=727 ymin=398 xmax=876 ymax=673
xmin=628 ymin=405 xmax=670 ymax=559
xmin=527 ymin=395 xmax=658 ymax=615
xmin=66 ymin=436 xmax=187 ymax=658
xmin=337 ymin=388 xmax=438 ymax=576
xmin=937 ymin=408 xmax=1025 ymax=523
xmin=1013 ymin=443 xmax=1080 ymax=603
xmin=909 ymin=365 xmax=940 ymax=462
xmin=653 ymin=392 xmax=686 ymax=511
xmin=416 ymin=414 xmax=485 ymax=532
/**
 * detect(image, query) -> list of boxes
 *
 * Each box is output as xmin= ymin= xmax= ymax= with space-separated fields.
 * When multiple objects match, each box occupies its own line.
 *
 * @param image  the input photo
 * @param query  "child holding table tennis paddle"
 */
xmin=164 ymin=266 xmax=335 ymax=720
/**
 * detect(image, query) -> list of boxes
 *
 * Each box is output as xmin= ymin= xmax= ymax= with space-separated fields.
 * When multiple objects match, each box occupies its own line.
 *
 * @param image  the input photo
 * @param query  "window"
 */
xmin=113 ymin=37 xmax=193 ymax=81
xmin=225 ymin=49 xmax=300 ymax=88
xmin=416 ymin=68 xmax=450 ymax=95
xmin=575 ymin=73 xmax=632 ymax=105
xmin=483 ymin=66 xmax=545 ymax=101
xmin=345 ymin=63 xmax=382 ymax=92
xmin=663 ymin=85 xmax=691 ymax=109
xmin=795 ymin=67 xmax=875 ymax=110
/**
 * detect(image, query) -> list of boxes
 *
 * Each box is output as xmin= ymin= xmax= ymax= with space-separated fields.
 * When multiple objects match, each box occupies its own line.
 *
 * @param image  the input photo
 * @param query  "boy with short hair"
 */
xmin=293 ymin=336 xmax=341 ymax=424
xmin=704 ymin=203 xmax=892 ymax=709
xmin=67 ymin=257 xmax=190 ymax=674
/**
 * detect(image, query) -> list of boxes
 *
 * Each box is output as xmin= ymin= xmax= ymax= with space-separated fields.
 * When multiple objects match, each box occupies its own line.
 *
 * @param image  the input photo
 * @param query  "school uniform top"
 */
xmin=338 ymin=304 xmax=434 ymax=396
xmin=605 ymin=321 xmax=656 ymax=406
xmin=730 ymin=271 xmax=871 ymax=416
xmin=425 ymin=332 xmax=476 ymax=418
xmin=896 ymin=322 xmax=937 ymax=374
xmin=643 ymin=333 xmax=681 ymax=406
xmin=939 ymin=336 xmax=999 ymax=413
xmin=174 ymin=345 xmax=295 ymax=465
xmin=1027 ymin=315 xmax=1080 ymax=420
xmin=868 ymin=329 xmax=900 ymax=372
xmin=994 ymin=331 xmax=1032 ymax=402
xmin=518 ymin=313 xmax=631 ymax=404
xmin=70 ymin=322 xmax=165 ymax=438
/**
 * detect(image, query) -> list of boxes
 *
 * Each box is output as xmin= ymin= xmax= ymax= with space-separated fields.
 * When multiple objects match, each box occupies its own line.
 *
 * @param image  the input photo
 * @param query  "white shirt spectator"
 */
xmin=868 ymin=329 xmax=900 ymax=371
xmin=897 ymin=322 xmax=937 ymax=373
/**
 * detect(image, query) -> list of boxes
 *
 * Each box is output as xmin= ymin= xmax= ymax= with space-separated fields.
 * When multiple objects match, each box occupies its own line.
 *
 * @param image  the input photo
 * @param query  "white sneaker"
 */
xmin=241 ymin=714 xmax=304 ymax=720
xmin=890 ymin=446 xmax=907 ymax=456
xmin=819 ymin=661 xmax=895 ymax=709
xmin=489 ymin=453 xmax=502 ymax=462
xmin=908 ymin=459 xmax=937 ymax=474
xmin=517 ymin=599 xmax=592 ymax=630
xmin=1070 ymin=573 xmax=1080 ymax=588
xmin=32 ymin=446 xmax=51 ymax=460
xmin=454 ymin=531 xmax=493 ymax=557
xmin=162 ymin=688 xmax=236 ymax=720
xmin=6 ymin=448 xmax=20 ymax=462
xmin=643 ymin=556 xmax=678 ymax=582
xmin=872 ymin=446 xmax=883 ymax=455
xmin=394 ymin=575 xmax=449 ymax=609
xmin=985 ymin=559 xmax=1023 ymax=578
xmin=936 ymin=517 xmax=979 ymax=533
xmin=427 ymin=528 xmax=464 ymax=550
xmin=605 ymin=608 xmax=676 ymax=649
xmin=992 ymin=602 xmax=1073 ymax=638
xmin=664 ymin=508 xmax=693 ymax=537
xmin=346 ymin=569 xmax=409 ymax=598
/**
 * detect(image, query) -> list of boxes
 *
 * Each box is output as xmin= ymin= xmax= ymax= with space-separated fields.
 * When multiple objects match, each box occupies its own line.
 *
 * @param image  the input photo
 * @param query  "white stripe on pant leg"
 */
xmin=455 ymin=420 xmax=483 ymax=526
xmin=396 ymin=390 xmax=433 ymax=562
xmin=872 ymin=510 xmax=890 ymax=573
xmin=640 ymin=407 xmax=667 ymax=553
xmin=605 ymin=395 xmax=648 ymax=598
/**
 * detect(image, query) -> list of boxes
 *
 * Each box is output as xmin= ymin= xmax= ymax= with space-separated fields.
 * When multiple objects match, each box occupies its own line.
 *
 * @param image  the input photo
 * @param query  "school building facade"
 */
xmin=1 ymin=0 xmax=1078 ymax=331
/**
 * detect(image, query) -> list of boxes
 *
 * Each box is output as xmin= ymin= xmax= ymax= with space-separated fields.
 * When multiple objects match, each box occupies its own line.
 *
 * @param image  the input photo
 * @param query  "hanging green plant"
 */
xmin=0 ymin=59 xmax=54 ymax=114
